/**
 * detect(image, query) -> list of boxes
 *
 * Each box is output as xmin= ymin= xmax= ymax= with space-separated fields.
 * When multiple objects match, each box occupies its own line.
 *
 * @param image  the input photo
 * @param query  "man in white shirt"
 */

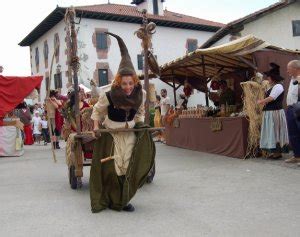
xmin=285 ymin=60 xmax=300 ymax=164
xmin=160 ymin=89 xmax=170 ymax=143
xmin=160 ymin=89 xmax=170 ymax=118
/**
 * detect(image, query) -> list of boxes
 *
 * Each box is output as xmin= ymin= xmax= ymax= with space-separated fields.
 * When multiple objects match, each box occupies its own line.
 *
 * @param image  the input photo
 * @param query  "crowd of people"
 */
xmin=153 ymin=88 xmax=189 ymax=142
xmin=12 ymin=89 xmax=74 ymax=149
xmin=13 ymin=102 xmax=49 ymax=146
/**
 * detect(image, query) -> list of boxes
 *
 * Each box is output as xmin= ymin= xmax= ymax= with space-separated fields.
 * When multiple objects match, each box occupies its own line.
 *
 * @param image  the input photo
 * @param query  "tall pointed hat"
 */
xmin=105 ymin=32 xmax=136 ymax=76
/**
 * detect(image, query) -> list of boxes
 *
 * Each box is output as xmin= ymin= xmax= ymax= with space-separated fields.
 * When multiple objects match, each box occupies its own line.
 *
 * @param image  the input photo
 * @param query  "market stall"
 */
xmin=0 ymin=123 xmax=24 ymax=157
xmin=0 ymin=75 xmax=42 ymax=157
xmin=157 ymin=35 xmax=300 ymax=158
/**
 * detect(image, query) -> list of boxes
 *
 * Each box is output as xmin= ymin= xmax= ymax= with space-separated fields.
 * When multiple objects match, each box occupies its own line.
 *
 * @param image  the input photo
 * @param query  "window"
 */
xmin=153 ymin=0 xmax=159 ymax=15
xmin=54 ymin=73 xmax=62 ymax=89
xmin=43 ymin=41 xmax=49 ymax=60
xmin=187 ymin=40 xmax=198 ymax=53
xmin=45 ymin=77 xmax=49 ymax=91
xmin=137 ymin=54 xmax=144 ymax=70
xmin=292 ymin=20 xmax=300 ymax=37
xmin=98 ymin=69 xmax=108 ymax=86
xmin=54 ymin=33 xmax=60 ymax=56
xmin=35 ymin=47 xmax=39 ymax=65
xmin=96 ymin=33 xmax=108 ymax=50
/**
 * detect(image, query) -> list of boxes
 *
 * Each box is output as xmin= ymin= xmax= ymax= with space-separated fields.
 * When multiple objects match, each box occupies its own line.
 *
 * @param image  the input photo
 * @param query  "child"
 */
xmin=40 ymin=115 xmax=49 ymax=146
xmin=32 ymin=112 xmax=42 ymax=144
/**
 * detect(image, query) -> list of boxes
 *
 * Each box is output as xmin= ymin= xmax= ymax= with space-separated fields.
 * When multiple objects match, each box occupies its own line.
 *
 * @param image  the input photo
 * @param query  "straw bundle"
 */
xmin=241 ymin=78 xmax=268 ymax=158
xmin=89 ymin=97 xmax=99 ymax=106
xmin=81 ymin=107 xmax=94 ymax=132
xmin=149 ymin=83 xmax=156 ymax=102
xmin=66 ymin=133 xmax=76 ymax=166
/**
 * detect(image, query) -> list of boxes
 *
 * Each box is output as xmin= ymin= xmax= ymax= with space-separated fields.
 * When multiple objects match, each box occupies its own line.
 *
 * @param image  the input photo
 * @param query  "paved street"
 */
xmin=0 ymin=143 xmax=300 ymax=237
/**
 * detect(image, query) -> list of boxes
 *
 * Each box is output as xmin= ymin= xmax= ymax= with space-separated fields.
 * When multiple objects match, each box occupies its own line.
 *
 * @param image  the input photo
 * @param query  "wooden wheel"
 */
xmin=69 ymin=165 xmax=77 ymax=189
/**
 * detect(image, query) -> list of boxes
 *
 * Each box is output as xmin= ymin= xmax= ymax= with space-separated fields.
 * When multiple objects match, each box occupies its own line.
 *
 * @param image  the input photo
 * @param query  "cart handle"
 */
xmin=75 ymin=127 xmax=164 ymax=139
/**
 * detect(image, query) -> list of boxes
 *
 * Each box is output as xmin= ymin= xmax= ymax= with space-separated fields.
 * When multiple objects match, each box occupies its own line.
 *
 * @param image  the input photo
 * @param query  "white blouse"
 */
xmin=269 ymin=84 xmax=284 ymax=100
xmin=287 ymin=77 xmax=300 ymax=106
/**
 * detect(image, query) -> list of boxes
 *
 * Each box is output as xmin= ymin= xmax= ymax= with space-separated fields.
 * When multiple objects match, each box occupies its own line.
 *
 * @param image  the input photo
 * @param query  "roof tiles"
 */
xmin=75 ymin=4 xmax=224 ymax=28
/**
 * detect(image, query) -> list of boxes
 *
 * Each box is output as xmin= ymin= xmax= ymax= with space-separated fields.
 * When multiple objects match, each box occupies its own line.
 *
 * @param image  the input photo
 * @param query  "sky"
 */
xmin=0 ymin=0 xmax=278 ymax=76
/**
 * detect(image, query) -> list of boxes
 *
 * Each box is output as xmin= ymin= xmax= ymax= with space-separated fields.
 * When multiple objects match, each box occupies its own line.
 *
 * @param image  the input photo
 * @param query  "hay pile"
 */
xmin=81 ymin=107 xmax=94 ymax=132
xmin=66 ymin=133 xmax=76 ymax=166
xmin=241 ymin=78 xmax=269 ymax=158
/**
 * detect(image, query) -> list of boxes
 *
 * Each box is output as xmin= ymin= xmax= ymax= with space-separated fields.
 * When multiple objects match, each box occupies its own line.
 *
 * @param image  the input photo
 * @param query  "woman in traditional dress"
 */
xmin=258 ymin=63 xmax=289 ymax=159
xmin=154 ymin=95 xmax=162 ymax=142
xmin=90 ymin=32 xmax=155 ymax=213
xmin=66 ymin=87 xmax=93 ymax=159
xmin=15 ymin=102 xmax=33 ymax=145
xmin=67 ymin=87 xmax=90 ymax=132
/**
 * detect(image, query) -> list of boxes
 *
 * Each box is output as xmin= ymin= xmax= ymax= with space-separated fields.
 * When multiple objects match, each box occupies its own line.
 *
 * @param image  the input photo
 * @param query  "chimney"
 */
xmin=132 ymin=0 xmax=165 ymax=15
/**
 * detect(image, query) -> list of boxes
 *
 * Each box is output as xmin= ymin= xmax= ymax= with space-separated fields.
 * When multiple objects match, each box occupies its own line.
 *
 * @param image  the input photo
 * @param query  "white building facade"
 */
xmin=202 ymin=0 xmax=300 ymax=50
xmin=20 ymin=0 xmax=223 ymax=106
xmin=240 ymin=2 xmax=300 ymax=50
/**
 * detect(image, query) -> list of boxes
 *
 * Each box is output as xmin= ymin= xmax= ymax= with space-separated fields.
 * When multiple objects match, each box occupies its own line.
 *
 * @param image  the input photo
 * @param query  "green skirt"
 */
xmin=89 ymin=123 xmax=156 ymax=212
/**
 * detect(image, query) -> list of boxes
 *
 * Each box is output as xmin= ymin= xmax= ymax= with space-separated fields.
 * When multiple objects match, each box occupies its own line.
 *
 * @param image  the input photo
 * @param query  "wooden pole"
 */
xmin=172 ymin=76 xmax=177 ymax=107
xmin=69 ymin=13 xmax=81 ymax=135
xmin=202 ymin=55 xmax=209 ymax=107
xmin=46 ymin=45 xmax=58 ymax=163
xmin=74 ymin=127 xmax=165 ymax=139
xmin=142 ymin=13 xmax=150 ymax=125
xmin=237 ymin=56 xmax=258 ymax=70
xmin=67 ymin=8 xmax=83 ymax=177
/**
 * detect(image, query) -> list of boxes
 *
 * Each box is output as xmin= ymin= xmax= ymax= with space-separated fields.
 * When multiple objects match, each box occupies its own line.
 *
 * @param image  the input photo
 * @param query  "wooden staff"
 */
xmin=142 ymin=12 xmax=150 ymax=125
xmin=98 ymin=127 xmax=165 ymax=163
xmin=46 ymin=44 xmax=59 ymax=163
xmin=74 ymin=127 xmax=165 ymax=139
xmin=66 ymin=8 xmax=83 ymax=177
xmin=100 ymin=157 xmax=113 ymax=163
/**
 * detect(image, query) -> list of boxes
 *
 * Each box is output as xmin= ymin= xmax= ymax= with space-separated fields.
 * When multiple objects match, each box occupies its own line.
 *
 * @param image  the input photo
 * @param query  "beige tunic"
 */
xmin=46 ymin=101 xmax=56 ymax=119
xmin=91 ymin=86 xmax=146 ymax=176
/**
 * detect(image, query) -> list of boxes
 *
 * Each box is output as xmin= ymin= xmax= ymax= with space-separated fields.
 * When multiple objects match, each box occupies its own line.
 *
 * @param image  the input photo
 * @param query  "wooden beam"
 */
xmin=172 ymin=71 xmax=177 ymax=106
xmin=159 ymin=73 xmax=178 ymax=78
xmin=176 ymin=67 xmax=205 ymax=80
xmin=160 ymin=79 xmax=174 ymax=88
xmin=175 ymin=84 xmax=181 ymax=91
xmin=202 ymin=55 xmax=209 ymax=107
xmin=237 ymin=56 xmax=258 ymax=70
xmin=203 ymin=54 xmax=247 ymax=68
xmin=167 ymin=63 xmax=205 ymax=70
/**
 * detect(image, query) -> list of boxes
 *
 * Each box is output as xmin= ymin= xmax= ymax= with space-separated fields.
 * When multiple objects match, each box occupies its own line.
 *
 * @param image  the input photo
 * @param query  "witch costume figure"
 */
xmin=90 ymin=32 xmax=155 ymax=213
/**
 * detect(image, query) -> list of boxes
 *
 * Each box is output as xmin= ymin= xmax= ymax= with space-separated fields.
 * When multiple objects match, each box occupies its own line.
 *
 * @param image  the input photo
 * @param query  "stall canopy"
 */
xmin=155 ymin=35 xmax=300 ymax=93
xmin=0 ymin=75 xmax=43 ymax=118
xmin=79 ymin=84 xmax=91 ymax=93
